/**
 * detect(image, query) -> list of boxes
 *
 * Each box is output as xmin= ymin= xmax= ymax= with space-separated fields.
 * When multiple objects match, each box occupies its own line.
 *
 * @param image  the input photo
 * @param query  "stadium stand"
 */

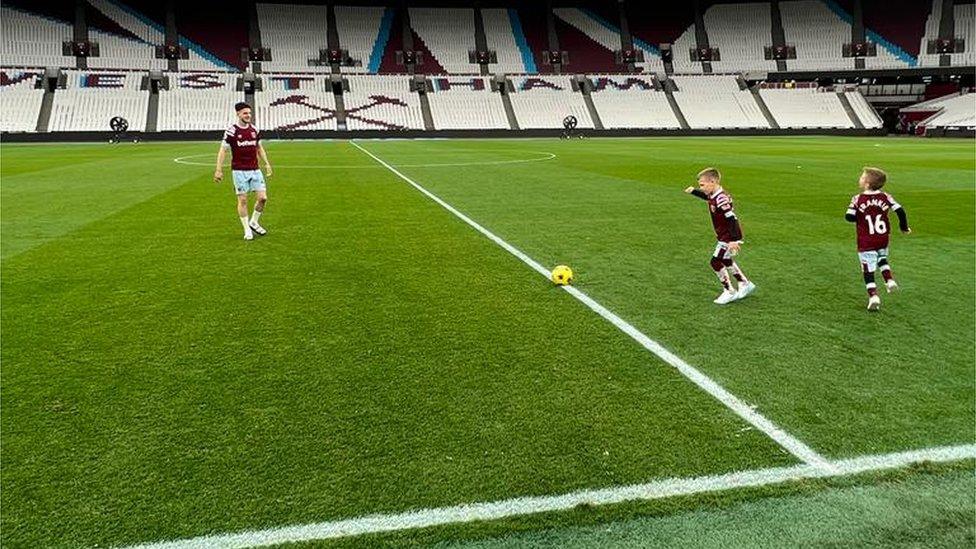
xmin=781 ymin=0 xmax=854 ymax=71
xmin=950 ymin=2 xmax=976 ymax=67
xmin=410 ymin=8 xmax=476 ymax=74
xmin=1 ymin=6 xmax=73 ymax=69
xmin=916 ymin=0 xmax=975 ymax=67
xmin=256 ymin=75 xmax=338 ymax=131
xmin=553 ymin=8 xmax=665 ymax=75
xmin=706 ymin=3 xmax=779 ymax=73
xmin=255 ymin=3 xmax=330 ymax=73
xmin=846 ymin=90 xmax=884 ymax=128
xmin=917 ymin=0 xmax=945 ymax=67
xmin=157 ymin=72 xmax=241 ymax=131
xmin=85 ymin=29 xmax=167 ymax=71
xmin=0 ymin=70 xmax=44 ymax=132
xmin=552 ymin=11 xmax=618 ymax=73
xmin=427 ymin=77 xmax=510 ymax=129
xmin=0 ymin=1 xmax=964 ymax=137
xmin=903 ymin=91 xmax=976 ymax=129
xmin=87 ymin=0 xmax=227 ymax=71
xmin=48 ymin=70 xmax=148 ymax=132
xmin=587 ymin=75 xmax=680 ymax=129
xmin=626 ymin=3 xmax=696 ymax=72
xmin=334 ymin=5 xmax=387 ymax=73
xmin=668 ymin=19 xmax=701 ymax=73
xmin=482 ymin=8 xmax=533 ymax=74
xmin=759 ymin=86 xmax=853 ymax=128
xmin=671 ymin=75 xmax=769 ymax=128
xmin=343 ymin=75 xmax=425 ymax=130
xmin=508 ymin=76 xmax=594 ymax=129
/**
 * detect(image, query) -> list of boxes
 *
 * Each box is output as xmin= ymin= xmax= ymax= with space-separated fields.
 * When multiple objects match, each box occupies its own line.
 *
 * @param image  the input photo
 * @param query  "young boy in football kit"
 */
xmin=684 ymin=167 xmax=756 ymax=305
xmin=845 ymin=167 xmax=911 ymax=311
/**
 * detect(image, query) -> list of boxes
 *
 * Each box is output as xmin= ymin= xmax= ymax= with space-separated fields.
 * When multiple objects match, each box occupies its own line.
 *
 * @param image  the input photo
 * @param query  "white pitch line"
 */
xmin=121 ymin=444 xmax=976 ymax=549
xmin=348 ymin=140 xmax=832 ymax=471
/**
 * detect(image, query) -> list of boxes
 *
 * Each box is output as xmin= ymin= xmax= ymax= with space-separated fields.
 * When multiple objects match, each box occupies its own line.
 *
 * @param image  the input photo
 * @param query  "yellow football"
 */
xmin=550 ymin=265 xmax=574 ymax=286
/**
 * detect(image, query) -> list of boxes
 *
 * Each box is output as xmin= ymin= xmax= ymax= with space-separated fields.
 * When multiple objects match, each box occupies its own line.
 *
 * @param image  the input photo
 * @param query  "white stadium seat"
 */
xmin=672 ymin=75 xmax=769 ymax=129
xmin=343 ymin=75 xmax=425 ymax=130
xmin=334 ymin=6 xmax=386 ymax=73
xmin=48 ymin=70 xmax=148 ymax=131
xmin=157 ymin=72 xmax=242 ymax=131
xmin=482 ymin=8 xmax=532 ymax=74
xmin=410 ymin=8 xmax=476 ymax=74
xmin=759 ymin=87 xmax=852 ymax=128
xmin=508 ymin=76 xmax=593 ymax=129
xmin=781 ymin=0 xmax=852 ymax=71
xmin=1 ymin=7 xmax=73 ymax=69
xmin=427 ymin=77 xmax=509 ymax=129
xmin=587 ymin=75 xmax=679 ymax=129
xmin=255 ymin=3 xmax=330 ymax=73
xmin=706 ymin=3 xmax=779 ymax=73
xmin=255 ymin=75 xmax=338 ymax=131
xmin=0 ymin=70 xmax=44 ymax=132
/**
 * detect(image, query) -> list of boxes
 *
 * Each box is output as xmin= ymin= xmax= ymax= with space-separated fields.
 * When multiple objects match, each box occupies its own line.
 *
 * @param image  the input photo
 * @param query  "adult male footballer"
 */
xmin=214 ymin=102 xmax=273 ymax=240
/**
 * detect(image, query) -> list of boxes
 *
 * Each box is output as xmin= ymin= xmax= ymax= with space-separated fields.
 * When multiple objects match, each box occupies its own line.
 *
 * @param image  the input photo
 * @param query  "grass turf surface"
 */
xmin=1 ymin=137 xmax=973 ymax=547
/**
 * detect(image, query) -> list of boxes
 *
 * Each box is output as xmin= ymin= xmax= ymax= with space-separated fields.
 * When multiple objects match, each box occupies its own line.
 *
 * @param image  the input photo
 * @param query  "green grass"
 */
xmin=1 ymin=137 xmax=973 ymax=547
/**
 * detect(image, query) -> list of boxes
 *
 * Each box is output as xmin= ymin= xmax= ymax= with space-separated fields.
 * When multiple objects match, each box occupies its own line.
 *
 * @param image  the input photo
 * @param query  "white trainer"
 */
xmin=714 ymin=290 xmax=737 ymax=305
xmin=867 ymin=295 xmax=881 ymax=311
xmin=886 ymin=279 xmax=898 ymax=293
xmin=244 ymin=230 xmax=254 ymax=241
xmin=249 ymin=222 xmax=267 ymax=236
xmin=735 ymin=281 xmax=756 ymax=300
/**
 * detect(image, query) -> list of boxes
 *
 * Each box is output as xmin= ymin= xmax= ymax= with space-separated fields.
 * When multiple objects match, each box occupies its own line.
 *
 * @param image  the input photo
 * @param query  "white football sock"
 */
xmin=240 ymin=216 xmax=251 ymax=232
xmin=250 ymin=209 xmax=262 ymax=225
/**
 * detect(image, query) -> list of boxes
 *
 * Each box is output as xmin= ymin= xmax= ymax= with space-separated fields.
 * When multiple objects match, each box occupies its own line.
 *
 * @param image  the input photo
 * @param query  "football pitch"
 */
xmin=1 ymin=136 xmax=974 ymax=548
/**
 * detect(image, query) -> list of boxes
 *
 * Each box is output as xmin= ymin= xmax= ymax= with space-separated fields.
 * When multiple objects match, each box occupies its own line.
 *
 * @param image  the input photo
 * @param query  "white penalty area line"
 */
xmin=348 ymin=140 xmax=831 ymax=471
xmin=123 ymin=443 xmax=976 ymax=549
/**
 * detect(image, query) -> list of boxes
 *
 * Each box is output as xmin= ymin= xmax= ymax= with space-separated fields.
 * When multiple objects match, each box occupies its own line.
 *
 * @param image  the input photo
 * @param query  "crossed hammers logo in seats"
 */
xmin=268 ymin=94 xmax=411 ymax=131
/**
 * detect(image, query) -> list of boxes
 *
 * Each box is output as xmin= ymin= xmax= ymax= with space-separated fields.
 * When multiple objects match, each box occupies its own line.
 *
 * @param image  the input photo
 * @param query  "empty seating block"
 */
xmin=554 ymin=8 xmax=665 ymax=75
xmin=669 ymin=19 xmax=702 ymax=73
xmin=949 ymin=3 xmax=975 ymax=66
xmin=87 ymin=0 xmax=220 ymax=71
xmin=427 ymin=77 xmax=509 ymax=129
xmin=1 ymin=7 xmax=72 ymax=69
xmin=86 ymin=29 xmax=167 ymax=71
xmin=157 ymin=72 xmax=242 ymax=131
xmin=256 ymin=3 xmax=330 ymax=73
xmin=672 ymin=75 xmax=768 ymax=128
xmin=49 ymin=70 xmax=148 ymax=131
xmin=410 ymin=8 xmax=476 ymax=74
xmin=846 ymin=91 xmax=883 ymax=127
xmin=759 ymin=87 xmax=852 ymax=128
xmin=587 ymin=75 xmax=679 ymax=129
xmin=344 ymin=75 xmax=425 ymax=130
xmin=256 ymin=75 xmax=338 ymax=131
xmin=706 ymin=3 xmax=779 ymax=73
xmin=782 ymin=0 xmax=852 ymax=70
xmin=335 ymin=6 xmax=386 ymax=73
xmin=508 ymin=76 xmax=593 ymax=129
xmin=482 ymin=8 xmax=532 ymax=73
xmin=0 ymin=70 xmax=44 ymax=132
xmin=904 ymin=92 xmax=976 ymax=128
xmin=914 ymin=0 xmax=972 ymax=67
